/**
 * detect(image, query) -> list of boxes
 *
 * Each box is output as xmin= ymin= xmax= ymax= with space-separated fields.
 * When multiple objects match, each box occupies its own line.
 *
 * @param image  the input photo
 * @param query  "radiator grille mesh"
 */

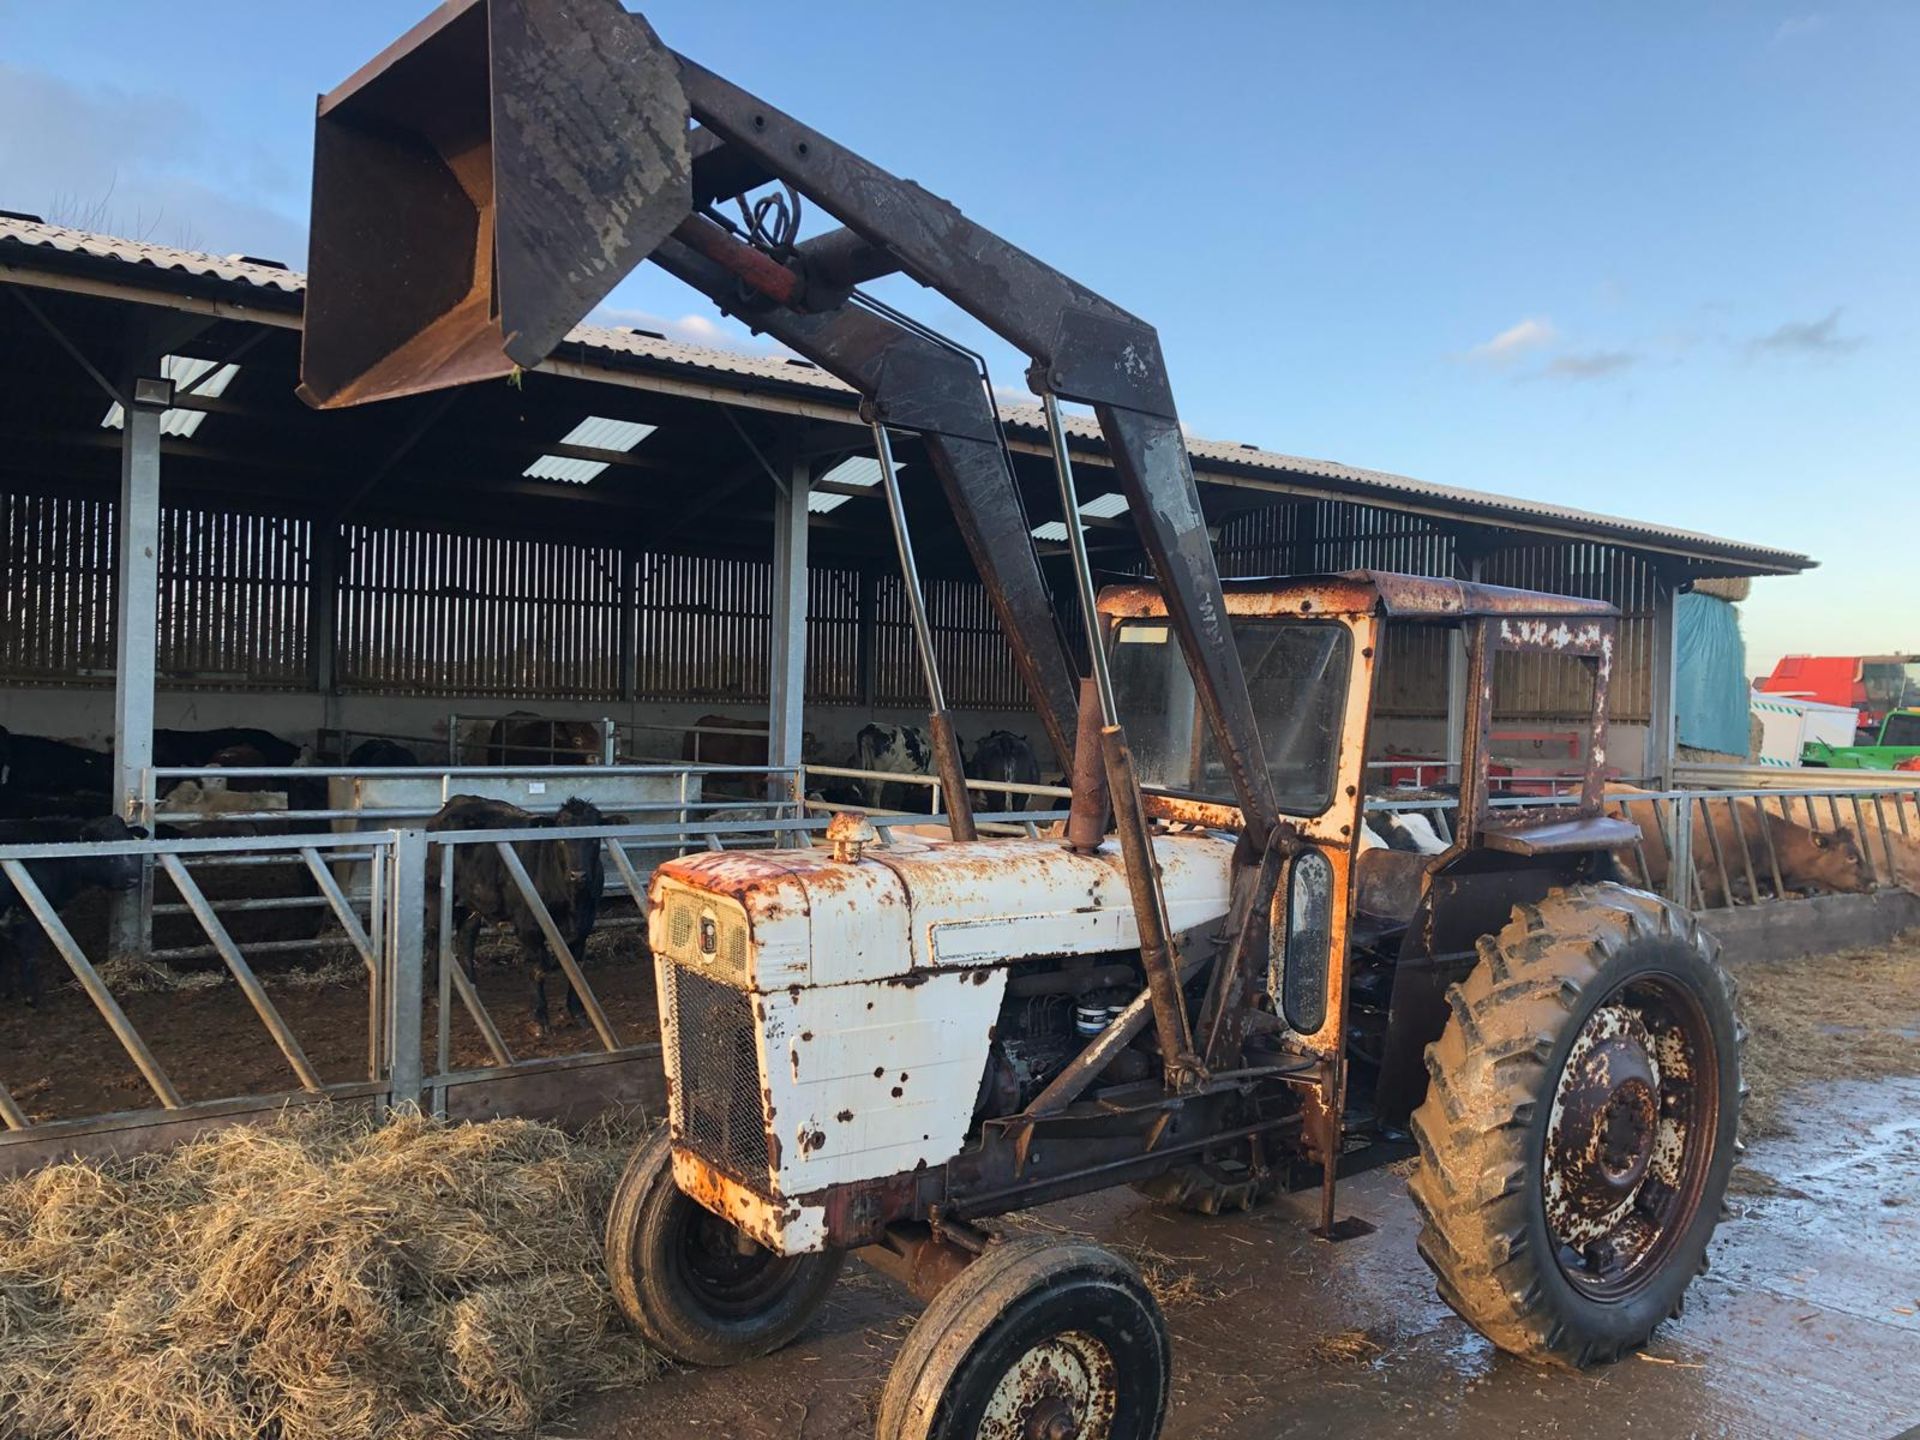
xmin=666 ymin=963 xmax=769 ymax=1180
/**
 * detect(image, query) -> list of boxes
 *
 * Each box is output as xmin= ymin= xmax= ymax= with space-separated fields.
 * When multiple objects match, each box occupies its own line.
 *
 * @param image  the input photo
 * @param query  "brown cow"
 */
xmin=681 ymin=714 xmax=772 ymax=768
xmin=679 ymin=714 xmax=819 ymax=796
xmin=1788 ymin=794 xmax=1920 ymax=893
xmin=1605 ymin=783 xmax=1872 ymax=908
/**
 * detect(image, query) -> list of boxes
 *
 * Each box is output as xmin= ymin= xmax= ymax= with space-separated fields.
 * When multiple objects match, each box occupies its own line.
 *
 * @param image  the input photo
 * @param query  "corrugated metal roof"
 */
xmin=0 ymin=214 xmax=303 ymax=294
xmin=0 ymin=213 xmax=1812 ymax=573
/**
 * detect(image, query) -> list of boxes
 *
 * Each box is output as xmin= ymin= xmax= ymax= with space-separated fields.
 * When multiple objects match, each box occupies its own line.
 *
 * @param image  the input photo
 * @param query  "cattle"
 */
xmin=347 ymin=739 xmax=419 ymax=767
xmin=967 ymin=731 xmax=1041 ymax=814
xmin=682 ymin=714 xmax=772 ymax=768
xmin=1 ymin=733 xmax=111 ymax=801
xmin=0 ymin=815 xmax=146 ymax=1006
xmin=854 ymin=723 xmax=935 ymax=813
xmin=153 ymin=727 xmax=302 ymax=768
xmin=1384 ymin=811 xmax=1450 ymax=855
xmin=424 ymin=794 xmax=606 ymax=1035
xmin=487 ymin=712 xmax=602 ymax=766
xmin=1605 ymin=784 xmax=1872 ymax=908
xmin=681 ymin=715 xmax=819 ymax=799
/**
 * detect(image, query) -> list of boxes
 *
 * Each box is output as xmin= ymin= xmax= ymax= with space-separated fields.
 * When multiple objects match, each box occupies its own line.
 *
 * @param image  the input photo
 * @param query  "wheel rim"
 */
xmin=665 ymin=1197 xmax=809 ymax=1320
xmin=977 ymin=1329 xmax=1118 ymax=1440
xmin=1542 ymin=971 xmax=1719 ymax=1300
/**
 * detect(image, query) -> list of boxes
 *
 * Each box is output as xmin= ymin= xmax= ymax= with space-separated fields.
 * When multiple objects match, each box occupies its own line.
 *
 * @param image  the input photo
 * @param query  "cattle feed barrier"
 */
xmin=0 ymin=777 xmax=1910 ymax=1176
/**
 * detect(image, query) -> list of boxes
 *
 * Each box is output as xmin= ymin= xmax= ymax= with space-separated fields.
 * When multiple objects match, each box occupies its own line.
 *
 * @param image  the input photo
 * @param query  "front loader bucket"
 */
xmin=298 ymin=0 xmax=691 ymax=409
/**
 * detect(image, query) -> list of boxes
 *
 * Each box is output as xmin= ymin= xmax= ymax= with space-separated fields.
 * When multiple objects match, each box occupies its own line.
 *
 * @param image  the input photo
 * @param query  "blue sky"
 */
xmin=3 ymin=2 xmax=1914 ymax=671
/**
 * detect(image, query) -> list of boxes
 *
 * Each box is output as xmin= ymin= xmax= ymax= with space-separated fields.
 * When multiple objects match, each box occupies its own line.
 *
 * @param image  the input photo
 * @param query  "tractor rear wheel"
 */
xmin=604 ymin=1127 xmax=844 ymax=1366
xmin=1408 ymin=883 xmax=1742 ymax=1368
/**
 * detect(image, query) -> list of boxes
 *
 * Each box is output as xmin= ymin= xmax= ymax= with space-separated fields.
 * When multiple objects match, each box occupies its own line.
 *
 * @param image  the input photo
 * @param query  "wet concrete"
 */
xmin=562 ymin=1076 xmax=1920 ymax=1440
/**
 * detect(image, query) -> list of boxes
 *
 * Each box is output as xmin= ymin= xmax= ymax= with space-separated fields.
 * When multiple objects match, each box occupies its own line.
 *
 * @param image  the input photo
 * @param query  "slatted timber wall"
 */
xmin=1215 ymin=500 xmax=1658 ymax=725
xmin=0 ymin=494 xmax=310 ymax=688
xmin=338 ymin=524 xmax=621 ymax=697
xmin=159 ymin=508 xmax=310 ymax=685
xmin=0 ymin=492 xmax=116 ymax=682
xmin=1481 ymin=543 xmax=1656 ymax=724
xmin=631 ymin=553 xmax=1020 ymax=708
xmin=874 ymin=575 xmax=1031 ymax=710
xmin=1216 ymin=499 xmax=1460 ymax=720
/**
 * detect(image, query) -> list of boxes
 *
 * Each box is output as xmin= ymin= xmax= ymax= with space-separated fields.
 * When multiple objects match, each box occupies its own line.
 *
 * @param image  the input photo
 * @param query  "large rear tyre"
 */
xmin=876 ymin=1236 xmax=1170 ymax=1440
xmin=1409 ymin=883 xmax=1743 ymax=1368
xmin=604 ymin=1128 xmax=844 ymax=1366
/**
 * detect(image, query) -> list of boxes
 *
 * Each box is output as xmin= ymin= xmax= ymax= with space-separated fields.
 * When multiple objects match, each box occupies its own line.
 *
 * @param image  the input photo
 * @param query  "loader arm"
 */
xmin=298 ymin=0 xmax=1279 ymax=848
xmin=669 ymin=58 xmax=1281 ymax=846
xmin=648 ymin=220 xmax=1079 ymax=774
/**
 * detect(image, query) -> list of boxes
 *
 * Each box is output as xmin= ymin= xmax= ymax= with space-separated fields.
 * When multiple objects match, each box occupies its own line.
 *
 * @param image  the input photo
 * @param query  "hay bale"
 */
xmin=1690 ymin=576 xmax=1752 ymax=602
xmin=1738 ymin=929 xmax=1920 ymax=1136
xmin=0 ymin=1108 xmax=661 ymax=1440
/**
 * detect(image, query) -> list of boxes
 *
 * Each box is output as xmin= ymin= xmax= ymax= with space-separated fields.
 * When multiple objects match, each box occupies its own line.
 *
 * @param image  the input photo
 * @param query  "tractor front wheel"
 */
xmin=876 ymin=1236 xmax=1170 ymax=1440
xmin=604 ymin=1128 xmax=844 ymax=1366
xmin=1409 ymin=883 xmax=1743 ymax=1367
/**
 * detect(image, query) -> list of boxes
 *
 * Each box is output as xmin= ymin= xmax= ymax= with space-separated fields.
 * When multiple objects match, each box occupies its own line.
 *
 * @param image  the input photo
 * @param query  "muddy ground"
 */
xmin=6 ymin=921 xmax=1918 ymax=1437
xmin=560 ymin=938 xmax=1920 ymax=1440
xmin=559 ymin=1078 xmax=1920 ymax=1440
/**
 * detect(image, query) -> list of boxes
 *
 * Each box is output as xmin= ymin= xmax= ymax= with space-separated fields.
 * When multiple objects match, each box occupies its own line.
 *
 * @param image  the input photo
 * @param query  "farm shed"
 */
xmin=0 ymin=212 xmax=1814 ymax=809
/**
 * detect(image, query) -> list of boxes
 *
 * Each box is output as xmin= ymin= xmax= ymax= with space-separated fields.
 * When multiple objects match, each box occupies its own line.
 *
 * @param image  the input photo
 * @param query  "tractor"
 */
xmin=299 ymin=5 xmax=1743 ymax=1436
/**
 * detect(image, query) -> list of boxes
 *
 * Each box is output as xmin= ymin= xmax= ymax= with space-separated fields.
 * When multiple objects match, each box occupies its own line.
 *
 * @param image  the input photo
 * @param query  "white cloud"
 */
xmin=1463 ymin=316 xmax=1558 ymax=366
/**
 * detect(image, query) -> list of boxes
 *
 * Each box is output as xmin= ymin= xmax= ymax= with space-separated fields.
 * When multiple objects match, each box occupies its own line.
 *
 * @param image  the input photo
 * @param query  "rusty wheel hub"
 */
xmin=979 ymin=1329 xmax=1117 ymax=1440
xmin=1543 ymin=982 xmax=1715 ymax=1299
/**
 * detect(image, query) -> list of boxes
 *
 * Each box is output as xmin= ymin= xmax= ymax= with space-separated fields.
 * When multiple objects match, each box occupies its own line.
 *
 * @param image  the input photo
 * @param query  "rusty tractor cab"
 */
xmin=300 ymin=4 xmax=1745 ymax=1435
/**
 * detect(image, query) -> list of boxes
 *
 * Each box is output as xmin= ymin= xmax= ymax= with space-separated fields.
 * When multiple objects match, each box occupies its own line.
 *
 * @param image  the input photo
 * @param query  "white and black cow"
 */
xmin=966 ymin=731 xmax=1042 ymax=814
xmin=854 ymin=724 xmax=934 ymax=814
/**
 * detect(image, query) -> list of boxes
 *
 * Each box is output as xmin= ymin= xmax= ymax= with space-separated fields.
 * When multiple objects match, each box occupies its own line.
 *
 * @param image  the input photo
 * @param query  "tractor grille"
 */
xmin=665 ymin=962 xmax=770 ymax=1181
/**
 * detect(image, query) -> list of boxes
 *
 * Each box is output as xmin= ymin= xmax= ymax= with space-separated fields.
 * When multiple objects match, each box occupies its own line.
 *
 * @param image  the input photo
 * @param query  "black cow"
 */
xmin=966 ymin=731 xmax=1041 ymax=814
xmin=424 ymin=795 xmax=605 ymax=1035
xmin=0 ymin=815 xmax=146 ymax=1006
xmin=154 ymin=727 xmax=303 ymax=768
xmin=0 ymin=733 xmax=112 ymax=808
xmin=486 ymin=712 xmax=602 ymax=766
xmin=347 ymin=739 xmax=419 ymax=767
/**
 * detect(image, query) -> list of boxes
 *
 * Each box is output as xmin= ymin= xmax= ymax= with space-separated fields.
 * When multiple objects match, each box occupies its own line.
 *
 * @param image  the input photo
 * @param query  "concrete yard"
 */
xmin=567 ymin=1059 xmax=1920 ymax=1440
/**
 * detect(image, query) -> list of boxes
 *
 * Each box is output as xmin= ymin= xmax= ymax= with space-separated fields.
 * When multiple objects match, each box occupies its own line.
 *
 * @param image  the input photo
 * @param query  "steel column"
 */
xmin=386 ymin=828 xmax=428 ymax=1111
xmin=109 ymin=362 xmax=168 ymax=966
xmin=767 ymin=447 xmax=810 ymax=827
xmin=1647 ymin=576 xmax=1680 ymax=788
xmin=1445 ymin=558 xmax=1483 ymax=780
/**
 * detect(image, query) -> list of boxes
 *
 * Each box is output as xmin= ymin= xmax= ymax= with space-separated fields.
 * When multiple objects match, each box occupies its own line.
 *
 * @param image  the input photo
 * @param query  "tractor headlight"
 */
xmin=1279 ymin=848 xmax=1333 ymax=1034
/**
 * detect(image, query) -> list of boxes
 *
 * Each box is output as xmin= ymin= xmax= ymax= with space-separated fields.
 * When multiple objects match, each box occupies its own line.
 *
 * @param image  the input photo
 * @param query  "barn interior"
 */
xmin=0 ymin=211 xmax=1813 ymax=810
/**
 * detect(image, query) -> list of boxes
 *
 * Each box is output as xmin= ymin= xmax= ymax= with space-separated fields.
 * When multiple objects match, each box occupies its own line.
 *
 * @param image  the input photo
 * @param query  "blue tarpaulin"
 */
xmin=1675 ymin=592 xmax=1749 ymax=756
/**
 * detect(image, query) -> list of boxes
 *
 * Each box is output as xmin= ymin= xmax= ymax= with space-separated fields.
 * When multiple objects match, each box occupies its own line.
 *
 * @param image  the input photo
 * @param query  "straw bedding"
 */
xmin=0 ymin=1109 xmax=660 ymax=1440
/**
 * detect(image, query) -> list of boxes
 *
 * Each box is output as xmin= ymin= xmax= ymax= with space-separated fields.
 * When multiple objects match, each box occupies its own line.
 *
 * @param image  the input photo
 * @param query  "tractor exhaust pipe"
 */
xmin=299 ymin=0 xmax=693 ymax=409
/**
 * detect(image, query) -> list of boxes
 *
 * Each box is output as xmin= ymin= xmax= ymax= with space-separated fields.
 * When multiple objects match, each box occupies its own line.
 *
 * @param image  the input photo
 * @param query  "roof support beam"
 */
xmin=767 ymin=445 xmax=809 ymax=821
